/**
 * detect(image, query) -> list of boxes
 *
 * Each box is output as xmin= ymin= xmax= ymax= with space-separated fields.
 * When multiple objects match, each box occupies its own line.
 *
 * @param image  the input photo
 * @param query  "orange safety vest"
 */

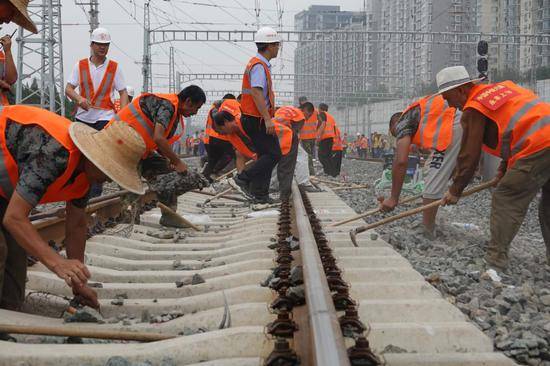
xmin=0 ymin=51 xmax=9 ymax=106
xmin=464 ymin=80 xmax=550 ymax=167
xmin=300 ymin=109 xmax=318 ymax=140
xmin=0 ymin=105 xmax=90 ymax=203
xmin=218 ymin=99 xmax=256 ymax=159
xmin=111 ymin=93 xmax=182 ymax=155
xmin=240 ymin=57 xmax=274 ymax=118
xmin=319 ymin=111 xmax=336 ymax=140
xmin=219 ymin=99 xmax=292 ymax=155
xmin=274 ymin=106 xmax=305 ymax=128
xmin=78 ymin=58 xmax=118 ymax=111
xmin=403 ymin=94 xmax=455 ymax=151
xmin=332 ymin=125 xmax=343 ymax=151
xmin=205 ymin=103 xmax=230 ymax=143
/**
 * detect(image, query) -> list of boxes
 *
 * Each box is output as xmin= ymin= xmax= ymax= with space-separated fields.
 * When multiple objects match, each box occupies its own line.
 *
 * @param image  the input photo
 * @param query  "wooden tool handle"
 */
xmin=353 ymin=179 xmax=497 ymax=235
xmin=330 ymin=193 xmax=422 ymax=227
xmin=0 ymin=324 xmax=174 ymax=342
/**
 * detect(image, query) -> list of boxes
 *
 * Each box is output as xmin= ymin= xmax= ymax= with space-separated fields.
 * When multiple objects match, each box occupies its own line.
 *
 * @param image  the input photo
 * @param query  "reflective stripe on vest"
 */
xmin=408 ymin=94 xmax=454 ymax=151
xmin=0 ymin=105 xmax=90 ymax=203
xmin=0 ymin=53 xmax=9 ymax=106
xmin=78 ymin=59 xmax=118 ymax=111
xmin=300 ymin=109 xmax=318 ymax=140
xmin=464 ymin=80 xmax=550 ymax=167
xmin=320 ymin=112 xmax=336 ymax=140
xmin=111 ymin=93 xmax=179 ymax=154
xmin=240 ymin=57 xmax=274 ymax=118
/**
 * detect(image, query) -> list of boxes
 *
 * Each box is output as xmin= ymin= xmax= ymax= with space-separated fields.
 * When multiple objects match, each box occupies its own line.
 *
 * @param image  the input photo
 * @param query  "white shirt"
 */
xmin=67 ymin=57 xmax=126 ymax=124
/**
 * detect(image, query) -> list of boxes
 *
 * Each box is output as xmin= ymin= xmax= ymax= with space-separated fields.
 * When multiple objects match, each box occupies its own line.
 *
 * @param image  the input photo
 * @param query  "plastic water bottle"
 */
xmin=451 ymin=222 xmax=480 ymax=231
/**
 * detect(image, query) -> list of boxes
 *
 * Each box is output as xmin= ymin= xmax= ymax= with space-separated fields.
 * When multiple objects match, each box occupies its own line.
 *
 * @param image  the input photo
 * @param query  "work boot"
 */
xmin=483 ymin=251 xmax=509 ymax=271
xmin=299 ymin=184 xmax=322 ymax=193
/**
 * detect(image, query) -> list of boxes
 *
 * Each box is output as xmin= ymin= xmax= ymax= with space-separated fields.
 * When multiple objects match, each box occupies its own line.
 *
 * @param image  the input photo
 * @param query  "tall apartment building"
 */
xmin=519 ymin=0 xmax=550 ymax=75
xmin=377 ymin=0 xmax=478 ymax=94
xmin=294 ymin=5 xmax=373 ymax=106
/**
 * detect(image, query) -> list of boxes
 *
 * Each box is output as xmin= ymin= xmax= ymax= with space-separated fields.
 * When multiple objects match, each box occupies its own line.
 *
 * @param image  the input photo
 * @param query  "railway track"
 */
xmin=0 ymin=181 xmax=517 ymax=365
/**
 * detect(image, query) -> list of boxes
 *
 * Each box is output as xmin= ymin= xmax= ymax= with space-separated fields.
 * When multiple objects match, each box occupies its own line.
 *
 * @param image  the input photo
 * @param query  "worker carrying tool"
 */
xmin=316 ymin=103 xmax=337 ymax=175
xmin=437 ymin=65 xmax=550 ymax=269
xmin=202 ymin=94 xmax=237 ymax=182
xmin=234 ymin=26 xmax=282 ymax=203
xmin=298 ymin=96 xmax=319 ymax=175
xmin=0 ymin=105 xmax=148 ymax=311
xmin=111 ymin=85 xmax=207 ymax=225
xmin=379 ymin=94 xmax=460 ymax=236
xmin=213 ymin=99 xmax=293 ymax=203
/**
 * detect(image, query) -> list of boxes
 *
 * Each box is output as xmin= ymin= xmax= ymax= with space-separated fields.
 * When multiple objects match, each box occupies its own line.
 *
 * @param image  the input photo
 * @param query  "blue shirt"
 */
xmin=249 ymin=53 xmax=272 ymax=109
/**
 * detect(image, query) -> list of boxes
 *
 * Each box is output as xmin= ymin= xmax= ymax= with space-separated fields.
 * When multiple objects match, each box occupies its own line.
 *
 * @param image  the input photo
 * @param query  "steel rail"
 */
xmin=291 ymin=181 xmax=351 ymax=366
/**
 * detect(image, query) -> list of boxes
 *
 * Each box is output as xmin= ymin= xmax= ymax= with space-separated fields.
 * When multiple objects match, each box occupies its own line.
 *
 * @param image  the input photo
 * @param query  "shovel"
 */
xmin=349 ymin=179 xmax=498 ymax=247
xmin=203 ymin=187 xmax=234 ymax=205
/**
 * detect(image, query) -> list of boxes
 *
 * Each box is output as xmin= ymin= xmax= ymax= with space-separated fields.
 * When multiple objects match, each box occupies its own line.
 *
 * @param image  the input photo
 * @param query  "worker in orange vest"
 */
xmin=298 ymin=96 xmax=319 ymax=175
xmin=214 ymin=99 xmax=293 ymax=204
xmin=273 ymin=105 xmax=305 ymax=199
xmin=66 ymin=28 xmax=129 ymax=131
xmin=330 ymin=124 xmax=344 ymax=177
xmin=65 ymin=27 xmax=129 ymax=198
xmin=317 ymin=103 xmax=337 ymax=175
xmin=437 ymin=66 xmax=550 ymax=268
xmin=202 ymin=94 xmax=237 ymax=181
xmin=236 ymin=27 xmax=282 ymax=202
xmin=380 ymin=94 xmax=460 ymax=235
xmin=0 ymin=106 xmax=147 ymax=311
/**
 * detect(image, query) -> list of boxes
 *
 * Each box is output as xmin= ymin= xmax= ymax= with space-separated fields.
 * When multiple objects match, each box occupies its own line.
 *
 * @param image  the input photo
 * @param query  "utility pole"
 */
xmin=168 ymin=46 xmax=175 ymax=93
xmin=16 ymin=0 xmax=65 ymax=115
xmin=142 ymin=0 xmax=152 ymax=93
xmin=75 ymin=0 xmax=99 ymax=33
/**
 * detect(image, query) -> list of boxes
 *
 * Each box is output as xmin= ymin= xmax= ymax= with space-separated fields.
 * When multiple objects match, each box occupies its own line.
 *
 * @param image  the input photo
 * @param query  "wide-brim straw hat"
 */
xmin=69 ymin=121 xmax=146 ymax=195
xmin=9 ymin=0 xmax=38 ymax=34
xmin=436 ymin=65 xmax=485 ymax=95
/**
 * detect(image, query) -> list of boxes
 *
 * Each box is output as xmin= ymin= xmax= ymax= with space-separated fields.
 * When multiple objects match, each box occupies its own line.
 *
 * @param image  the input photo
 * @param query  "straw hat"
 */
xmin=69 ymin=121 xmax=146 ymax=195
xmin=436 ymin=66 xmax=485 ymax=95
xmin=9 ymin=0 xmax=37 ymax=34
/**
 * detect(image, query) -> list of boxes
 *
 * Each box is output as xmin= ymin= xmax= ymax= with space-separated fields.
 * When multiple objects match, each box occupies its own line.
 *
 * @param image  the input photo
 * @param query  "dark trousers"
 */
xmin=301 ymin=139 xmax=316 ymax=176
xmin=318 ymin=138 xmax=334 ymax=175
xmin=277 ymin=123 xmax=301 ymax=200
xmin=330 ymin=151 xmax=343 ymax=177
xmin=202 ymin=138 xmax=235 ymax=179
xmin=239 ymin=115 xmax=282 ymax=198
xmin=76 ymin=119 xmax=109 ymax=197
xmin=0 ymin=198 xmax=27 ymax=310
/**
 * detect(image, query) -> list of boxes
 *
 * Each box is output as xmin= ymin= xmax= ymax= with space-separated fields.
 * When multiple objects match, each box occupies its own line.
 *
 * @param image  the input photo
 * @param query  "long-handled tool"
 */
xmin=157 ymin=202 xmax=201 ymax=231
xmin=329 ymin=194 xmax=422 ymax=227
xmin=332 ymin=184 xmax=370 ymax=192
xmin=349 ymin=179 xmax=498 ymax=247
xmin=203 ymin=187 xmax=234 ymax=205
xmin=0 ymin=324 xmax=174 ymax=342
xmin=215 ymin=160 xmax=253 ymax=182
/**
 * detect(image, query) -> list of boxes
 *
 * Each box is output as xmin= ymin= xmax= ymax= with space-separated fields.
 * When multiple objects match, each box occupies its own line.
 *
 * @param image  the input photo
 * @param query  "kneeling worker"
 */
xmin=0 ymin=105 xmax=147 ymax=310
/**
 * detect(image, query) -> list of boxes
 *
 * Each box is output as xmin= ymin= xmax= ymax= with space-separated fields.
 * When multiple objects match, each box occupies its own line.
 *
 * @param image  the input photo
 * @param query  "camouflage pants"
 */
xmin=141 ymin=154 xmax=210 ymax=209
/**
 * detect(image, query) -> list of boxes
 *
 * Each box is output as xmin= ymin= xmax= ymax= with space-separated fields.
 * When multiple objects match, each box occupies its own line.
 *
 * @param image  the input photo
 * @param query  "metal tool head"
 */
xmin=350 ymin=229 xmax=358 ymax=247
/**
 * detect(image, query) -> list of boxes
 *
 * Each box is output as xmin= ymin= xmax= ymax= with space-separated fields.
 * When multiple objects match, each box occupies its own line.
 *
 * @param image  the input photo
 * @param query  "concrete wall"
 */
xmin=333 ymin=78 xmax=550 ymax=135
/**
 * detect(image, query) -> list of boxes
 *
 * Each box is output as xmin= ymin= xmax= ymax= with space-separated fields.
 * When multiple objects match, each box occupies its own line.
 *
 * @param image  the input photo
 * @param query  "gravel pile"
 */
xmin=332 ymin=158 xmax=550 ymax=366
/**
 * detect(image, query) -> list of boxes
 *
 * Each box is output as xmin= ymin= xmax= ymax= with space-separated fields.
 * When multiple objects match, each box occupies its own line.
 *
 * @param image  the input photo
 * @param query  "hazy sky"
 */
xmin=3 ymin=1 xmax=363 ymax=121
xmin=60 ymin=0 xmax=363 ymax=96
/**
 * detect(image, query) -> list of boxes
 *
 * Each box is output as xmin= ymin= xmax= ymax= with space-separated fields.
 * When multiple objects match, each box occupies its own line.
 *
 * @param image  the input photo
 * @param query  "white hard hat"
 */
xmin=91 ymin=27 xmax=111 ymax=44
xmin=254 ymin=27 xmax=281 ymax=43
xmin=126 ymin=86 xmax=134 ymax=97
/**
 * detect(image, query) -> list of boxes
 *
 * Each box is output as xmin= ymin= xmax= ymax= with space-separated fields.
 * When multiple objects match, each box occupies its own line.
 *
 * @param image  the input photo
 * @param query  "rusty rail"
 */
xmin=291 ymin=182 xmax=351 ymax=366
